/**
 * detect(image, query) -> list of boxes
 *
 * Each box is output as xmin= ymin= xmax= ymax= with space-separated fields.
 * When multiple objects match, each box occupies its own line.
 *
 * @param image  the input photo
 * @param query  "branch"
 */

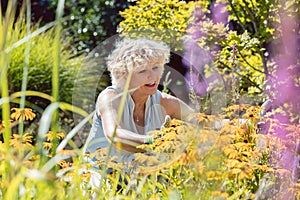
xmin=237 ymin=48 xmax=275 ymax=78
xmin=218 ymin=60 xmax=263 ymax=93
xmin=227 ymin=0 xmax=247 ymax=31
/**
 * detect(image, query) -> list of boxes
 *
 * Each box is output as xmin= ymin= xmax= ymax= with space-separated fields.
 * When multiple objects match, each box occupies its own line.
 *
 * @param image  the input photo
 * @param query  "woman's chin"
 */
xmin=144 ymin=86 xmax=158 ymax=94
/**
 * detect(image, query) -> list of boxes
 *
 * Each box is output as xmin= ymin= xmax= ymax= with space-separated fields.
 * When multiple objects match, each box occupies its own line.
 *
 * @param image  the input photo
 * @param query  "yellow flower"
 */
xmin=56 ymin=132 xmax=66 ymax=140
xmin=188 ymin=112 xmax=213 ymax=124
xmin=225 ymin=104 xmax=250 ymax=114
xmin=205 ymin=170 xmax=223 ymax=181
xmin=243 ymin=106 xmax=263 ymax=124
xmin=211 ymin=190 xmax=229 ymax=198
xmin=10 ymin=108 xmax=36 ymax=121
xmin=22 ymin=132 xmax=34 ymax=145
xmin=57 ymin=149 xmax=76 ymax=157
xmin=43 ymin=142 xmax=53 ymax=150
xmin=45 ymin=131 xmax=65 ymax=141
xmin=57 ymin=160 xmax=71 ymax=169
xmin=223 ymin=145 xmax=240 ymax=159
xmin=0 ymin=120 xmax=13 ymax=132
xmin=10 ymin=133 xmax=33 ymax=148
xmin=80 ymin=172 xmax=91 ymax=182
xmin=232 ymin=162 xmax=253 ymax=179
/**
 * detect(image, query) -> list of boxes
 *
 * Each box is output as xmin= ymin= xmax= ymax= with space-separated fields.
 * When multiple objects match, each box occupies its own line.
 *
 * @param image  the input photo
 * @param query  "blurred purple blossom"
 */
xmin=211 ymin=2 xmax=228 ymax=24
xmin=183 ymin=38 xmax=212 ymax=97
xmin=267 ymin=8 xmax=300 ymax=194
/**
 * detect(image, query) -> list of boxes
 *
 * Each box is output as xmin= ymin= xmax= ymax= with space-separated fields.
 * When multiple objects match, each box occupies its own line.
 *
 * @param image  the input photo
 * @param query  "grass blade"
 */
xmin=18 ymin=0 xmax=31 ymax=134
xmin=56 ymin=111 xmax=94 ymax=153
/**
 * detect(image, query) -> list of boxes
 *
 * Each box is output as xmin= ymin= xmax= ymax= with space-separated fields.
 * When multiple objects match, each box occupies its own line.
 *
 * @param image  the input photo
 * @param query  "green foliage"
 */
xmin=6 ymin=14 xmax=83 ymax=106
xmin=218 ymin=0 xmax=300 ymax=43
xmin=50 ymin=0 xmax=131 ymax=54
xmin=217 ymin=30 xmax=265 ymax=94
xmin=118 ymin=0 xmax=210 ymax=50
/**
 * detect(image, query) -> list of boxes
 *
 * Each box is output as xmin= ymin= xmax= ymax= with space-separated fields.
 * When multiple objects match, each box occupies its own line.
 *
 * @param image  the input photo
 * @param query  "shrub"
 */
xmin=118 ymin=0 xmax=210 ymax=50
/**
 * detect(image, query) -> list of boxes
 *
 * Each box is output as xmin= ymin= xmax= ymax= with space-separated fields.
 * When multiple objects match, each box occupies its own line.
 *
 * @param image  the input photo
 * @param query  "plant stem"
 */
xmin=51 ymin=0 xmax=65 ymax=156
xmin=18 ymin=0 xmax=31 ymax=135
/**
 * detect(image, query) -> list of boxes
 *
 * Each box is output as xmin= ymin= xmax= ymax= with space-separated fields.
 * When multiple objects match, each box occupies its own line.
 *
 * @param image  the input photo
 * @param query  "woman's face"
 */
xmin=130 ymin=63 xmax=163 ymax=95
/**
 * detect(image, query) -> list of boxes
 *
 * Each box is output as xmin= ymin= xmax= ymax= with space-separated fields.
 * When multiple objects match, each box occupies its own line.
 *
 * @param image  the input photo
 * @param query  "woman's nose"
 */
xmin=147 ymin=70 xmax=154 ymax=79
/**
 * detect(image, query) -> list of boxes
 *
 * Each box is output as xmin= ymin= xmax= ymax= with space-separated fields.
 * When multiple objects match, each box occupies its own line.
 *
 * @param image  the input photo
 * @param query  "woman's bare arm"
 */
xmin=97 ymin=89 xmax=152 ymax=153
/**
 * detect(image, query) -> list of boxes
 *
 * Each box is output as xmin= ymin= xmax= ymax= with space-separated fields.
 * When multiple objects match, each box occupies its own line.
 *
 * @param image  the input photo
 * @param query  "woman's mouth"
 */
xmin=144 ymin=82 xmax=156 ymax=87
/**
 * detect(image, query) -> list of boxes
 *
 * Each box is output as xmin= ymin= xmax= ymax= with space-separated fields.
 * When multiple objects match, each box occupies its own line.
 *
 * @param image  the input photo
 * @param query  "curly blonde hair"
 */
xmin=107 ymin=38 xmax=170 ymax=88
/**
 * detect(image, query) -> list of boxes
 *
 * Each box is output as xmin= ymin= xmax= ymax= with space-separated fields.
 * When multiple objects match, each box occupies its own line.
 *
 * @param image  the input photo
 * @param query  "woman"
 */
xmin=85 ymin=38 xmax=194 ymax=158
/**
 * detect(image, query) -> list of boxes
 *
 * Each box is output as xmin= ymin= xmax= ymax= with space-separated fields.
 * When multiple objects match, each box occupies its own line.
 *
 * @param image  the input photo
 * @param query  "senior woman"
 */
xmin=84 ymin=38 xmax=194 ymax=159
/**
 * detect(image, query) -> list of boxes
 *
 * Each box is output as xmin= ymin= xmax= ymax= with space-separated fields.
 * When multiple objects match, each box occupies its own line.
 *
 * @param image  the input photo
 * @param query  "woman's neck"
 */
xmin=131 ymin=91 xmax=148 ymax=131
xmin=131 ymin=91 xmax=149 ymax=107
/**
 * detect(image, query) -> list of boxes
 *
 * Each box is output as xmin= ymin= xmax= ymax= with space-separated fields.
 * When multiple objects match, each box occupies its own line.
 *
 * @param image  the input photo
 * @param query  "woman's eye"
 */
xmin=152 ymin=66 xmax=159 ymax=70
xmin=138 ymin=70 xmax=147 ymax=74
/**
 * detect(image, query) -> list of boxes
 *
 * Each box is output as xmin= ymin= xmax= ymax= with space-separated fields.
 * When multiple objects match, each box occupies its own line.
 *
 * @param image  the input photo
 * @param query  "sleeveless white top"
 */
xmin=84 ymin=86 xmax=165 ymax=161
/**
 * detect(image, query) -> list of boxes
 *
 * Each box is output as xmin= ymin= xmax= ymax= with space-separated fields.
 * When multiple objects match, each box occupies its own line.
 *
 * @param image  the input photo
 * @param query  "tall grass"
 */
xmin=0 ymin=0 xmax=91 ymax=197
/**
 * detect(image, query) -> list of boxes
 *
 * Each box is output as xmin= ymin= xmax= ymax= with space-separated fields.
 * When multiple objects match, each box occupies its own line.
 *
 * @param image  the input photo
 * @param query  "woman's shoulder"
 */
xmin=160 ymin=92 xmax=179 ymax=103
xmin=160 ymin=92 xmax=194 ymax=119
xmin=160 ymin=92 xmax=180 ymax=114
xmin=96 ymin=86 xmax=121 ymax=107
xmin=98 ymin=86 xmax=119 ymax=98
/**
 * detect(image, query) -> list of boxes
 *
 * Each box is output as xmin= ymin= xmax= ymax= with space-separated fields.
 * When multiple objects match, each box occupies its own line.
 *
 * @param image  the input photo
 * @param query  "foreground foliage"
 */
xmin=0 ymin=106 xmax=299 ymax=199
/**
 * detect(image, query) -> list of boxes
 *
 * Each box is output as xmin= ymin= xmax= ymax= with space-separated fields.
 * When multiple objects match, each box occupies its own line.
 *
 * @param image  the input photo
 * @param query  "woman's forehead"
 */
xmin=135 ymin=62 xmax=163 ymax=69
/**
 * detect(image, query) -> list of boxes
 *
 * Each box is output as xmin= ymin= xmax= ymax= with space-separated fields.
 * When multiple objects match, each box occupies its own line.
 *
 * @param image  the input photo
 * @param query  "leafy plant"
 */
xmin=118 ymin=0 xmax=210 ymax=50
xmin=6 ymin=13 xmax=83 ymax=106
xmin=50 ymin=0 xmax=132 ymax=54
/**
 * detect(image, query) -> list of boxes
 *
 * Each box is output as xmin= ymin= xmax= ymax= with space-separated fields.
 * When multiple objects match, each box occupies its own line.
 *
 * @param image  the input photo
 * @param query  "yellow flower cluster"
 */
xmin=242 ymin=105 xmax=263 ymax=123
xmin=137 ymin=118 xmax=193 ymax=153
xmin=43 ymin=131 xmax=66 ymax=151
xmin=10 ymin=133 xmax=33 ymax=149
xmin=10 ymin=108 xmax=36 ymax=121
xmin=224 ymin=104 xmax=250 ymax=118
xmin=0 ymin=120 xmax=12 ymax=133
xmin=130 ymin=106 xmax=300 ymax=198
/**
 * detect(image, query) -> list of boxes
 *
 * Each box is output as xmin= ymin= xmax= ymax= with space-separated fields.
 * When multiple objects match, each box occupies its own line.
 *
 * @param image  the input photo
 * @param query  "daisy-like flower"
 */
xmin=224 ymin=104 xmax=250 ymax=117
xmin=42 ymin=142 xmax=53 ymax=150
xmin=10 ymin=133 xmax=33 ymax=148
xmin=0 ymin=120 xmax=13 ymax=132
xmin=243 ymin=106 xmax=263 ymax=124
xmin=10 ymin=108 xmax=36 ymax=121
xmin=45 ymin=131 xmax=66 ymax=141
xmin=205 ymin=170 xmax=223 ymax=181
